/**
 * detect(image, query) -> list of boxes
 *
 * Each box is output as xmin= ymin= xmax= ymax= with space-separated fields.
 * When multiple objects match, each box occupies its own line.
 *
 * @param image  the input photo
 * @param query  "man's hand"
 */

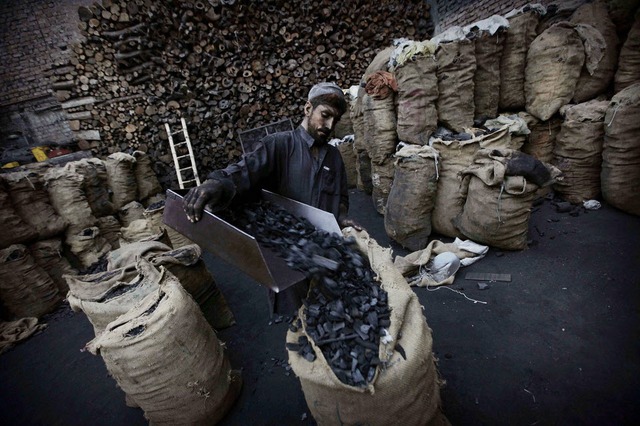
xmin=183 ymin=179 xmax=223 ymax=222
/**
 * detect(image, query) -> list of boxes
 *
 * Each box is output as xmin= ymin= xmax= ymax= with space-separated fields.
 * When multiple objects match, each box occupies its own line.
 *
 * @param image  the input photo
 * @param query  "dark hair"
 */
xmin=310 ymin=93 xmax=348 ymax=117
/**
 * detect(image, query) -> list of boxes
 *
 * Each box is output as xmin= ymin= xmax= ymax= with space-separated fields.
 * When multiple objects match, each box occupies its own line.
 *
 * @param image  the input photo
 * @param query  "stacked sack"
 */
xmin=350 ymin=1 xmax=639 ymax=254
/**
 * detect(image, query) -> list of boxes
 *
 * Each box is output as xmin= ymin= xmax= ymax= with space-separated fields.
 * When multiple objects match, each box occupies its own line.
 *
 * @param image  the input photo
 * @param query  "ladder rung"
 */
xmin=171 ymin=131 xmax=184 ymax=136
xmin=181 ymin=179 xmax=196 ymax=184
xmin=179 ymin=167 xmax=193 ymax=171
xmin=173 ymin=141 xmax=187 ymax=146
xmin=176 ymin=154 xmax=190 ymax=159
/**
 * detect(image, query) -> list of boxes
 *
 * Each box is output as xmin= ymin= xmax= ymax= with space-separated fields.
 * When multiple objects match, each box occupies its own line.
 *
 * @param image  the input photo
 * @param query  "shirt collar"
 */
xmin=297 ymin=125 xmax=316 ymax=149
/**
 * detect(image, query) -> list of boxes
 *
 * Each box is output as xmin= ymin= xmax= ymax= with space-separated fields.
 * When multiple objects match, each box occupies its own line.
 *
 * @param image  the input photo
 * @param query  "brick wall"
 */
xmin=428 ymin=0 xmax=560 ymax=34
xmin=0 ymin=0 xmax=93 ymax=153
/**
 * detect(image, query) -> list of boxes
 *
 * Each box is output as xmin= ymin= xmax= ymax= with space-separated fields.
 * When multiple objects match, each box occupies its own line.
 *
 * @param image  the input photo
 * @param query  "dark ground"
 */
xmin=1 ymin=188 xmax=639 ymax=426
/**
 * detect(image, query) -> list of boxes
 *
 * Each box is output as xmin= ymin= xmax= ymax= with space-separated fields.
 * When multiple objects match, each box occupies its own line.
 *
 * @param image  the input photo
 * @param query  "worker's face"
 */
xmin=304 ymin=102 xmax=341 ymax=144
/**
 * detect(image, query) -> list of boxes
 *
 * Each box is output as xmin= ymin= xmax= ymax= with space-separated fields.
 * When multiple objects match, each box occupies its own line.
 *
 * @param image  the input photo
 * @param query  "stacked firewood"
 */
xmin=50 ymin=0 xmax=432 ymax=188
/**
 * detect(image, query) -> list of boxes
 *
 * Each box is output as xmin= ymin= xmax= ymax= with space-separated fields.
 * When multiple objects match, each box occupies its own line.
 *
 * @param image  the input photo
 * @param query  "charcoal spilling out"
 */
xmin=219 ymin=199 xmax=391 ymax=387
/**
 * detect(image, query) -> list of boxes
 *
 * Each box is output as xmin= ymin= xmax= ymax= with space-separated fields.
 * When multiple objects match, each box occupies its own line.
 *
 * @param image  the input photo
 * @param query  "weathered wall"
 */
xmin=0 ymin=0 xmax=93 ymax=154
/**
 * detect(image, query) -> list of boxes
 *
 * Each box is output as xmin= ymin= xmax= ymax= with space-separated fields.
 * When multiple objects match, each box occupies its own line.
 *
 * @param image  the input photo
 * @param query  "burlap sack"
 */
xmin=601 ymin=83 xmax=640 ymax=215
xmin=370 ymin=158 xmax=395 ymax=215
xmin=2 ymin=171 xmax=67 ymax=240
xmin=552 ymin=100 xmax=608 ymax=203
xmin=455 ymin=149 xmax=540 ymax=250
xmin=500 ymin=8 xmax=541 ymax=110
xmin=148 ymin=245 xmax=236 ymax=330
xmin=335 ymin=138 xmax=358 ymax=189
xmin=0 ymin=185 xmax=38 ymax=249
xmin=287 ymin=228 xmax=447 ymax=426
xmin=0 ymin=318 xmax=47 ymax=355
xmin=29 ymin=239 xmax=77 ymax=294
xmin=614 ymin=12 xmax=640 ymax=93
xmin=64 ymin=158 xmax=114 ymax=217
xmin=68 ymin=258 xmax=161 ymax=335
xmin=118 ymin=219 xmax=166 ymax=247
xmin=105 ymin=152 xmax=138 ymax=210
xmin=132 ymin=151 xmax=162 ymax=202
xmin=473 ymin=28 xmax=507 ymax=120
xmin=106 ymin=240 xmax=171 ymax=271
xmin=525 ymin=23 xmax=587 ymax=121
xmin=86 ymin=262 xmax=240 ymax=425
xmin=143 ymin=201 xmax=197 ymax=249
xmin=520 ymin=112 xmax=562 ymax=164
xmin=118 ymin=200 xmax=145 ymax=227
xmin=65 ymin=266 xmax=137 ymax=301
xmin=351 ymin=100 xmax=372 ymax=194
xmin=334 ymin=109 xmax=354 ymax=139
xmin=362 ymin=92 xmax=397 ymax=165
xmin=65 ymin=227 xmax=111 ymax=269
xmin=43 ymin=167 xmax=97 ymax=233
xmin=570 ymin=1 xmax=619 ymax=102
xmin=430 ymin=136 xmax=481 ymax=238
xmin=384 ymin=144 xmax=439 ymax=251
xmin=96 ymin=215 xmax=121 ymax=250
xmin=395 ymin=53 xmax=438 ymax=144
xmin=0 ymin=245 xmax=61 ymax=319
xmin=435 ymin=39 xmax=476 ymax=132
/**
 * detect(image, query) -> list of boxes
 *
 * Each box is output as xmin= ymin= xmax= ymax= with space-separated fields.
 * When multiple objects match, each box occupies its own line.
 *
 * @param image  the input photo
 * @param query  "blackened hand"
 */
xmin=183 ymin=179 xmax=223 ymax=222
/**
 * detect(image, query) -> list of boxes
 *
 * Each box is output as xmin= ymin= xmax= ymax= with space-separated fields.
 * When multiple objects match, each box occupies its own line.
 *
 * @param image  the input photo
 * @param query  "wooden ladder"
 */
xmin=165 ymin=117 xmax=201 ymax=189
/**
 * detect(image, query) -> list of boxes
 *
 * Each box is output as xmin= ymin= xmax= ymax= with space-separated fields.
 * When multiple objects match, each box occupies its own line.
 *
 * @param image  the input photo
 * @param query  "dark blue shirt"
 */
xmin=208 ymin=126 xmax=349 ymax=220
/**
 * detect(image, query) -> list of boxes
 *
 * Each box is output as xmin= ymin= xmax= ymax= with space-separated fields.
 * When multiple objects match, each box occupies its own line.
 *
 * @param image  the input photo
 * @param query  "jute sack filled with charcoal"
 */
xmin=455 ymin=149 xmax=559 ymax=250
xmin=118 ymin=200 xmax=145 ymax=227
xmin=86 ymin=261 xmax=241 ymax=425
xmin=105 ymin=152 xmax=138 ymax=210
xmin=106 ymin=239 xmax=172 ymax=271
xmin=147 ymin=244 xmax=236 ymax=330
xmin=570 ymin=1 xmax=620 ymax=102
xmin=362 ymin=72 xmax=398 ymax=166
xmin=68 ymin=258 xmax=161 ymax=335
xmin=64 ymin=158 xmax=114 ymax=217
xmin=2 ymin=171 xmax=67 ymax=240
xmin=287 ymin=228 xmax=447 ymax=426
xmin=29 ymin=239 xmax=77 ymax=294
xmin=434 ymin=37 xmax=476 ymax=132
xmin=466 ymin=15 xmax=509 ymax=120
xmin=384 ymin=144 xmax=439 ymax=251
xmin=64 ymin=266 xmax=137 ymax=302
xmin=429 ymin=127 xmax=510 ymax=238
xmin=43 ymin=167 xmax=97 ymax=233
xmin=96 ymin=215 xmax=121 ymax=250
xmin=351 ymin=95 xmax=373 ymax=194
xmin=519 ymin=112 xmax=562 ymax=164
xmin=65 ymin=227 xmax=111 ymax=269
xmin=552 ymin=100 xmax=609 ymax=204
xmin=601 ymin=83 xmax=640 ymax=215
xmin=0 ymin=183 xmax=38 ymax=249
xmin=118 ymin=220 xmax=171 ymax=247
xmin=500 ymin=5 xmax=544 ymax=111
xmin=370 ymin=158 xmax=395 ymax=215
xmin=481 ymin=118 xmax=526 ymax=150
xmin=390 ymin=39 xmax=438 ymax=145
xmin=614 ymin=12 xmax=640 ymax=93
xmin=0 ymin=244 xmax=61 ymax=319
xmin=332 ymin=136 xmax=358 ymax=189
xmin=525 ymin=22 xmax=605 ymax=121
xmin=143 ymin=200 xmax=197 ymax=249
xmin=132 ymin=151 xmax=162 ymax=203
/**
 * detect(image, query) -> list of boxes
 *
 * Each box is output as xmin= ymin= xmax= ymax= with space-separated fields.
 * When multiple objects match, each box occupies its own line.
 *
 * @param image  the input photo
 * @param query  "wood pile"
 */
xmin=50 ymin=0 xmax=432 ymax=188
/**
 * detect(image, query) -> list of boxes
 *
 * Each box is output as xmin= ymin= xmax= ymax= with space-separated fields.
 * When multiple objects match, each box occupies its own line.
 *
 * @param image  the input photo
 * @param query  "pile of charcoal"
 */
xmin=219 ymin=199 xmax=391 ymax=387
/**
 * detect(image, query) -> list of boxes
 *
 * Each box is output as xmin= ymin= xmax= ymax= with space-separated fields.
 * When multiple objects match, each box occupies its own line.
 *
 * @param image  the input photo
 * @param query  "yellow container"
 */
xmin=2 ymin=161 xmax=20 ymax=169
xmin=31 ymin=146 xmax=49 ymax=162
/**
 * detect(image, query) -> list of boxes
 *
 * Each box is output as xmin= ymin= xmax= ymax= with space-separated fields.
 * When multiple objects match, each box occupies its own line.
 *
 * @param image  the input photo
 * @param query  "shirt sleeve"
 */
xmin=206 ymin=135 xmax=277 ymax=206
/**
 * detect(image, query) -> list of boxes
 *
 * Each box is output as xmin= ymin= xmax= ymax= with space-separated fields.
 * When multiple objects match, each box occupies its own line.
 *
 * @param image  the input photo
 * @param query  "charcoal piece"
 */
xmin=286 ymin=342 xmax=301 ymax=352
xmin=395 ymin=343 xmax=407 ymax=360
xmin=352 ymin=368 xmax=365 ymax=384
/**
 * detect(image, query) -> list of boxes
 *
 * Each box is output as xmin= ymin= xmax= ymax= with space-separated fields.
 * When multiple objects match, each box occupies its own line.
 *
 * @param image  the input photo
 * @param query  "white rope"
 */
xmin=426 ymin=285 xmax=488 ymax=304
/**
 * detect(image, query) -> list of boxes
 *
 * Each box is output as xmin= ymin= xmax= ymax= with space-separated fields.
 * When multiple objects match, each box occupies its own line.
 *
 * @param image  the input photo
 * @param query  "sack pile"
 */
xmin=348 ymin=2 xmax=639 ymax=253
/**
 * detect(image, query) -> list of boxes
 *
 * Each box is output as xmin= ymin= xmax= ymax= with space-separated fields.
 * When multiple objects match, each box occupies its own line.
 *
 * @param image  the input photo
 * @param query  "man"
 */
xmin=183 ymin=82 xmax=359 ymax=313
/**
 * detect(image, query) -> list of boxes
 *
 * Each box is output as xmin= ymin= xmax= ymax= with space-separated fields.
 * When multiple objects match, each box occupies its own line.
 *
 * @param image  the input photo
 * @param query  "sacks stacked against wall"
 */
xmin=0 ymin=151 xmax=167 ymax=320
xmin=350 ymin=1 xmax=640 ymax=252
xmin=86 ymin=260 xmax=240 ymax=425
